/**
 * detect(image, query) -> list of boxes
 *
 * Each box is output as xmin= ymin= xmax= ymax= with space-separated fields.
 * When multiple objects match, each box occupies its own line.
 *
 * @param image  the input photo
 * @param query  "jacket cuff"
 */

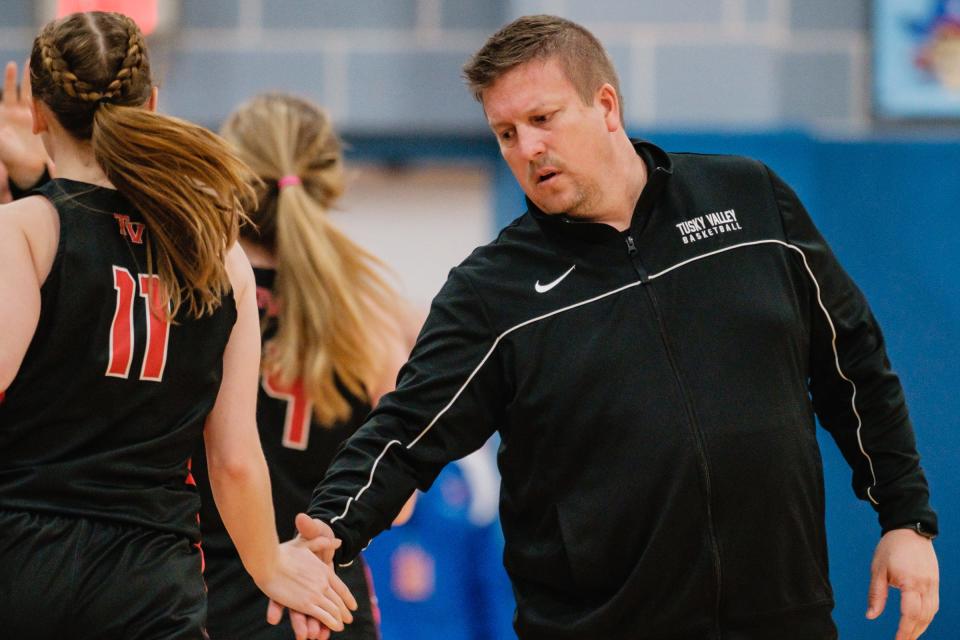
xmin=877 ymin=488 xmax=938 ymax=538
xmin=306 ymin=509 xmax=364 ymax=566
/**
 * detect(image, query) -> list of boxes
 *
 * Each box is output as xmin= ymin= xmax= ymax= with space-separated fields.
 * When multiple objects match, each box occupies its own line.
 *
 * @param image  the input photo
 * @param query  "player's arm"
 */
xmin=0 ymin=196 xmax=57 ymax=391
xmin=766 ymin=165 xmax=938 ymax=640
xmin=203 ymin=243 xmax=354 ymax=630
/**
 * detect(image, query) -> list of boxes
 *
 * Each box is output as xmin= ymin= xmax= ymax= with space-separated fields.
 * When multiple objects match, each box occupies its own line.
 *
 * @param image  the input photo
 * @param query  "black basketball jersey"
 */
xmin=0 ymin=178 xmax=236 ymax=541
xmin=194 ymin=267 xmax=371 ymax=555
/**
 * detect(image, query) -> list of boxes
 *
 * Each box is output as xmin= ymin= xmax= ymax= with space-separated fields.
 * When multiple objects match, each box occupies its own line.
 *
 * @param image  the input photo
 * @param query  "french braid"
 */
xmin=101 ymin=15 xmax=146 ymax=102
xmin=37 ymin=14 xmax=146 ymax=105
xmin=38 ymin=35 xmax=91 ymax=101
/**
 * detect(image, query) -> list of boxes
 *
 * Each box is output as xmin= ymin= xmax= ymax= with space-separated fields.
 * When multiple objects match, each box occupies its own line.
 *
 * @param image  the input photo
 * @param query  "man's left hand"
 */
xmin=866 ymin=528 xmax=939 ymax=640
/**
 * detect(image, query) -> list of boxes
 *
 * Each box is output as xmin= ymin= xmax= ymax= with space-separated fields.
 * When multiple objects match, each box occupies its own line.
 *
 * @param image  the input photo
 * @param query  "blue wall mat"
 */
xmin=813 ymin=140 xmax=959 ymax=640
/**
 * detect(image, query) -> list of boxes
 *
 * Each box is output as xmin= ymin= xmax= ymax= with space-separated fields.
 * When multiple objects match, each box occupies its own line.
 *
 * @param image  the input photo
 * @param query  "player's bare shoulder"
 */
xmin=0 ymin=195 xmax=59 ymax=285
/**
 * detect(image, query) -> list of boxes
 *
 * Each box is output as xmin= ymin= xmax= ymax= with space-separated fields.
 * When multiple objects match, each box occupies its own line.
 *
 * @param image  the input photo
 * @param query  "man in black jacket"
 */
xmin=285 ymin=15 xmax=939 ymax=640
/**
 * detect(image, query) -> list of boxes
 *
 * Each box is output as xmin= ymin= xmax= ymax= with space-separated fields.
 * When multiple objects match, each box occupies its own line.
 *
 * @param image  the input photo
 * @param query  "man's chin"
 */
xmin=527 ymin=194 xmax=571 ymax=216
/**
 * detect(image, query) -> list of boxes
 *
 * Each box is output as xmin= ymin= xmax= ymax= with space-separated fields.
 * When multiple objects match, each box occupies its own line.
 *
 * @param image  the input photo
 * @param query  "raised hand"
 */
xmin=866 ymin=528 xmax=939 ymax=640
xmin=0 ymin=61 xmax=51 ymax=188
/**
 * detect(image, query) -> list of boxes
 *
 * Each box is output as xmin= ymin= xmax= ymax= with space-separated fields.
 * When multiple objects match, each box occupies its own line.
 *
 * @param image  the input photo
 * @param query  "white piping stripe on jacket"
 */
xmin=777 ymin=241 xmax=880 ymax=505
xmin=330 ymin=439 xmax=403 ymax=524
xmin=331 ymin=238 xmax=879 ymax=529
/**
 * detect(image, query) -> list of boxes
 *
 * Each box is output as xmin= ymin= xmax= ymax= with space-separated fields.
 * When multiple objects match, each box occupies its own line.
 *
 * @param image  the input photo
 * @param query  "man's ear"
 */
xmin=596 ymin=83 xmax=621 ymax=132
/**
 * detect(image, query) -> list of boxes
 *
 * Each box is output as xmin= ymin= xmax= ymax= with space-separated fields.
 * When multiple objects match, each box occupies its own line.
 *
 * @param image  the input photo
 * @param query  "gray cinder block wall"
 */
xmin=0 ymin=0 xmax=868 ymax=133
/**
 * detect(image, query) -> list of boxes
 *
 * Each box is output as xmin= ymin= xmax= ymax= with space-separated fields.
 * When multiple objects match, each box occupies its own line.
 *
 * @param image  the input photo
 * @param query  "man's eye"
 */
xmin=533 ymin=113 xmax=551 ymax=124
xmin=500 ymin=129 xmax=514 ymax=141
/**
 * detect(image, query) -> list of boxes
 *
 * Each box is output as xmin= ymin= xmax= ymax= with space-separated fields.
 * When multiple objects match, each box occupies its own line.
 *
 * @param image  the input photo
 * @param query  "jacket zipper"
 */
xmin=625 ymin=233 xmax=723 ymax=636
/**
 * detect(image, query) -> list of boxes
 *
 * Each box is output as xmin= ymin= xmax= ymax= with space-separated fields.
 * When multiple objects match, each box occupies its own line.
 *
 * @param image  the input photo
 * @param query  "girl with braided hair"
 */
xmin=191 ymin=93 xmax=420 ymax=640
xmin=0 ymin=12 xmax=356 ymax=639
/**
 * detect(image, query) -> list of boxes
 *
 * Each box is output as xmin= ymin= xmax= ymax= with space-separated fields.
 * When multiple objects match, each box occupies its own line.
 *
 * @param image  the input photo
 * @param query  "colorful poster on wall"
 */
xmin=874 ymin=0 xmax=960 ymax=118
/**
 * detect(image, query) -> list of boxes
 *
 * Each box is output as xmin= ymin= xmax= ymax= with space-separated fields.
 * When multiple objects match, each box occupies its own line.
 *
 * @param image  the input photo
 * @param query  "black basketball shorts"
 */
xmin=0 ymin=509 xmax=207 ymax=640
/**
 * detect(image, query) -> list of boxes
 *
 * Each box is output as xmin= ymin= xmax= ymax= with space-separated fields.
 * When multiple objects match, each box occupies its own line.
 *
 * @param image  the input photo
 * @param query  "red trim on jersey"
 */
xmin=364 ymin=560 xmax=382 ymax=635
xmin=185 ymin=458 xmax=206 ymax=574
xmin=196 ymin=541 xmax=206 ymax=575
xmin=185 ymin=457 xmax=197 ymax=487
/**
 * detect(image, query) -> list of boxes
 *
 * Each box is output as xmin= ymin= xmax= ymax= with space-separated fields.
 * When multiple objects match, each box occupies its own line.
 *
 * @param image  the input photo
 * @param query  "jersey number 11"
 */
xmin=106 ymin=266 xmax=171 ymax=382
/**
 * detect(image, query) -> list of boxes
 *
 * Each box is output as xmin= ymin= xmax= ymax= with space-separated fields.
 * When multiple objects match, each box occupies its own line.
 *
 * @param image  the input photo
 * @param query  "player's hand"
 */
xmin=268 ymin=604 xmax=332 ymax=640
xmin=255 ymin=536 xmax=354 ymax=634
xmin=0 ymin=60 xmax=50 ymax=188
xmin=266 ymin=513 xmax=358 ymax=640
xmin=866 ymin=528 xmax=939 ymax=640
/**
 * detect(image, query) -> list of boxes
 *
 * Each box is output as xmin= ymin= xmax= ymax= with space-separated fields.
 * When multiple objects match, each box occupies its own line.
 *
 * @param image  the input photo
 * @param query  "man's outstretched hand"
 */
xmin=267 ymin=514 xmax=357 ymax=640
xmin=866 ymin=528 xmax=939 ymax=640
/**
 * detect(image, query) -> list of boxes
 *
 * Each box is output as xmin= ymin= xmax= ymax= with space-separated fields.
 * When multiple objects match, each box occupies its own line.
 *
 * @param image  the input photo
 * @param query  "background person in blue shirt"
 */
xmin=365 ymin=446 xmax=515 ymax=640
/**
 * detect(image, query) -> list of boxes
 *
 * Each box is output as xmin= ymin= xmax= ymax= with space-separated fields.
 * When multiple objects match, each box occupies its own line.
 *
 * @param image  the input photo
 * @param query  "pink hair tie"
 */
xmin=277 ymin=175 xmax=302 ymax=189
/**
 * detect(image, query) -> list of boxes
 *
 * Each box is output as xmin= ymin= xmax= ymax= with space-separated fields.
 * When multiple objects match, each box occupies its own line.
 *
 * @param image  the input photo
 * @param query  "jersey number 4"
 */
xmin=261 ymin=373 xmax=313 ymax=450
xmin=106 ymin=266 xmax=171 ymax=382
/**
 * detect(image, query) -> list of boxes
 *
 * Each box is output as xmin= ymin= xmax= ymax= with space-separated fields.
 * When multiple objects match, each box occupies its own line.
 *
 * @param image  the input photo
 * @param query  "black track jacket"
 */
xmin=309 ymin=141 xmax=937 ymax=639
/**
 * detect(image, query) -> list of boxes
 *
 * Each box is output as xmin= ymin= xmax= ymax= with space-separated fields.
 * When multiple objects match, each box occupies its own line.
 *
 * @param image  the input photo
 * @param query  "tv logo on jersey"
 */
xmin=675 ymin=209 xmax=742 ymax=245
xmin=113 ymin=213 xmax=146 ymax=244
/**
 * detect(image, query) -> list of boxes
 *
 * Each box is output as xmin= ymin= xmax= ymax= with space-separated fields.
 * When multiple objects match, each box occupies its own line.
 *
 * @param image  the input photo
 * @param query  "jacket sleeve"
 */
xmin=307 ymin=266 xmax=507 ymax=562
xmin=766 ymin=165 xmax=938 ymax=537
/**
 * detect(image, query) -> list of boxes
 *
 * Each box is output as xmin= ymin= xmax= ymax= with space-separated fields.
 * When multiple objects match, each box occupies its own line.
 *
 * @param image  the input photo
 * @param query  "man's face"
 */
xmin=483 ymin=57 xmax=612 ymax=217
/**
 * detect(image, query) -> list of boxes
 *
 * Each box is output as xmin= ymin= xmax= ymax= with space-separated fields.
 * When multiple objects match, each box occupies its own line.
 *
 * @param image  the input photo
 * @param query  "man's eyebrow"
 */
xmin=488 ymin=103 xmax=552 ymax=129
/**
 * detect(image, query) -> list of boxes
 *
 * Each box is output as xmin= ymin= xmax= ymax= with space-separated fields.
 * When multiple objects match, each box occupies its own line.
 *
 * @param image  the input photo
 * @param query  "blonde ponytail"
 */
xmin=222 ymin=94 xmax=401 ymax=425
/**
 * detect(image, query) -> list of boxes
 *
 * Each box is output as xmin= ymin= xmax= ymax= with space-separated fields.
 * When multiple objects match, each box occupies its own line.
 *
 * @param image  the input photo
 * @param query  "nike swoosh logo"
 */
xmin=535 ymin=265 xmax=576 ymax=293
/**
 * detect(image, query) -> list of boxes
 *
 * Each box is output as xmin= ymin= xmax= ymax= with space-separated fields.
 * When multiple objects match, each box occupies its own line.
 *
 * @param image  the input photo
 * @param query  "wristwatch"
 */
xmin=899 ymin=521 xmax=937 ymax=540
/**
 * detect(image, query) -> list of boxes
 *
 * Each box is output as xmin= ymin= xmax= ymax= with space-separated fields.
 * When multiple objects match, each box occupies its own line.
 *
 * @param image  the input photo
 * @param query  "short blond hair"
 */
xmin=463 ymin=15 xmax=623 ymax=122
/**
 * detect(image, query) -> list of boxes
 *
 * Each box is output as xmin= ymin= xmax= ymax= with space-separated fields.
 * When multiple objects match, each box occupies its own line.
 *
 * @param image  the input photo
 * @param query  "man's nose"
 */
xmin=516 ymin=127 xmax=546 ymax=160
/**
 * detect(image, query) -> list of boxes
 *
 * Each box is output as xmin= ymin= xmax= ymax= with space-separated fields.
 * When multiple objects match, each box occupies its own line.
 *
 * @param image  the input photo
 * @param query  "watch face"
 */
xmin=914 ymin=522 xmax=937 ymax=540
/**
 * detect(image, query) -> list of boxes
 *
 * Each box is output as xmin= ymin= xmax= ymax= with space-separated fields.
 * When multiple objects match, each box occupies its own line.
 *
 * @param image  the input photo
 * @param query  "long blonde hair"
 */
xmin=30 ymin=11 xmax=256 ymax=318
xmin=221 ymin=94 xmax=400 ymax=425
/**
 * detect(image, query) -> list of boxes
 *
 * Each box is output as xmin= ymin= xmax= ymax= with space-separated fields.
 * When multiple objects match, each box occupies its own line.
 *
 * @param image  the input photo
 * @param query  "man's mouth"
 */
xmin=537 ymin=170 xmax=559 ymax=184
